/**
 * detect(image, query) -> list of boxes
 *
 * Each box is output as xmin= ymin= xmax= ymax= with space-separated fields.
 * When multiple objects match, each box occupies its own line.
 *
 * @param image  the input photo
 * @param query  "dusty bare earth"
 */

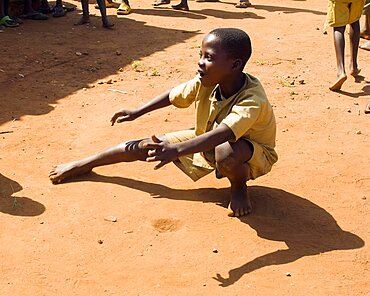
xmin=1 ymin=0 xmax=369 ymax=294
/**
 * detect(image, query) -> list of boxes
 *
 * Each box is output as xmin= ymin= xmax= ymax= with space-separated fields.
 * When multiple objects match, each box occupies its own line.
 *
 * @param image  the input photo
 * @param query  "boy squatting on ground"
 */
xmin=49 ymin=28 xmax=278 ymax=217
xmin=327 ymin=0 xmax=364 ymax=91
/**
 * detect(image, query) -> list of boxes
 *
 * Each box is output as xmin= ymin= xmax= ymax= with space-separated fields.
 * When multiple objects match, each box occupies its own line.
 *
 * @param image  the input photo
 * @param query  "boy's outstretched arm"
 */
xmin=145 ymin=123 xmax=235 ymax=169
xmin=111 ymin=90 xmax=171 ymax=125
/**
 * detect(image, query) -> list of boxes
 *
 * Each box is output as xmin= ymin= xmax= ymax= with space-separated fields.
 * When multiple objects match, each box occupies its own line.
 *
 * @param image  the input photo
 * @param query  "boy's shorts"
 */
xmin=327 ymin=0 xmax=365 ymax=27
xmin=164 ymin=129 xmax=273 ymax=182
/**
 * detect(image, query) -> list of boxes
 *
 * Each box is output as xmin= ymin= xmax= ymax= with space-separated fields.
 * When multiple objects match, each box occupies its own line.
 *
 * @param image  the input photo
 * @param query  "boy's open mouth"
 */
xmin=197 ymin=69 xmax=205 ymax=77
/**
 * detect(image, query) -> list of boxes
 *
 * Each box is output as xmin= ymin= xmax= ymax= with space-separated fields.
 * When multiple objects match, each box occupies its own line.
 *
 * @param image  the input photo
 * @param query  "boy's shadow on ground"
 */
xmin=74 ymin=172 xmax=364 ymax=286
xmin=0 ymin=173 xmax=45 ymax=216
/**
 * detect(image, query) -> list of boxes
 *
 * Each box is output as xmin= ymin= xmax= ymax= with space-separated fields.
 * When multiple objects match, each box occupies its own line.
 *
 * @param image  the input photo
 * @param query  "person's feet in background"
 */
xmin=117 ymin=0 xmax=131 ymax=15
xmin=172 ymin=0 xmax=189 ymax=11
xmin=0 ymin=0 xmax=22 ymax=27
xmin=360 ymin=0 xmax=370 ymax=49
xmin=235 ymin=0 xmax=251 ymax=8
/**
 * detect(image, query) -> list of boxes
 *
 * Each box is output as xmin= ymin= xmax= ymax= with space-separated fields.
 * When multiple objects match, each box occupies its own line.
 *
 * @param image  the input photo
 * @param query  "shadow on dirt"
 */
xmin=134 ymin=7 xmax=264 ymax=20
xmin=0 ymin=173 xmax=45 ymax=216
xmin=252 ymin=3 xmax=326 ymax=15
xmin=67 ymin=172 xmax=364 ymax=285
xmin=0 ymin=11 xmax=200 ymax=125
xmin=337 ymin=84 xmax=370 ymax=98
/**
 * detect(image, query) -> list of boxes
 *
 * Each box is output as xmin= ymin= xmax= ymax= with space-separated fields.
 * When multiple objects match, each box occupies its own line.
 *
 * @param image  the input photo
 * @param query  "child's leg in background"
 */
xmin=96 ymin=0 xmax=114 ymax=27
xmin=349 ymin=20 xmax=361 ymax=75
xmin=329 ymin=26 xmax=347 ymax=91
xmin=75 ymin=0 xmax=90 ymax=25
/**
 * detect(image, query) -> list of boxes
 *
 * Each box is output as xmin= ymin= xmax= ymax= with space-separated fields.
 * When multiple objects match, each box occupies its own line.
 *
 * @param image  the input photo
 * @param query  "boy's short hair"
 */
xmin=209 ymin=28 xmax=252 ymax=70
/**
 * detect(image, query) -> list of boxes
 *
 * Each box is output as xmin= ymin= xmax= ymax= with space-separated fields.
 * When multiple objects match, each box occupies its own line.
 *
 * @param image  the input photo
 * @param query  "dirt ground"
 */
xmin=0 ymin=0 xmax=369 ymax=294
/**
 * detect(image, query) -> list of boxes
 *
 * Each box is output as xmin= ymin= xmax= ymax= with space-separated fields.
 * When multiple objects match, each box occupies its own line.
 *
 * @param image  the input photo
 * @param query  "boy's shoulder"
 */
xmin=244 ymin=72 xmax=263 ymax=89
xmin=238 ymin=72 xmax=268 ymax=101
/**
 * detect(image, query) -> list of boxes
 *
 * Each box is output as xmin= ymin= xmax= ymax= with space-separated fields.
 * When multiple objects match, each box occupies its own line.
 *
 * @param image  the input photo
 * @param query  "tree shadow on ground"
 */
xmin=0 ymin=11 xmax=200 ymax=125
xmin=252 ymin=4 xmax=326 ymax=15
xmin=135 ymin=7 xmax=264 ymax=20
xmin=66 ymin=172 xmax=364 ymax=285
xmin=194 ymin=1 xmax=325 ymax=15
xmin=0 ymin=173 xmax=45 ymax=216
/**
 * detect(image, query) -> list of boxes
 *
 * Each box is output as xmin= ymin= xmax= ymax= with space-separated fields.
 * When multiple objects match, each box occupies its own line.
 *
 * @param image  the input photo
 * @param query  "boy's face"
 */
xmin=197 ymin=34 xmax=237 ymax=87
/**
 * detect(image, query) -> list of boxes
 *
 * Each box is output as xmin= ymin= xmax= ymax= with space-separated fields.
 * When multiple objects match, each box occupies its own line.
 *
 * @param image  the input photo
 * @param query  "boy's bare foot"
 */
xmin=360 ymin=41 xmax=370 ymax=51
xmin=74 ymin=16 xmax=90 ymax=26
xmin=172 ymin=3 xmax=189 ymax=10
xmin=329 ymin=74 xmax=347 ymax=91
xmin=49 ymin=162 xmax=92 ymax=184
xmin=228 ymin=185 xmax=252 ymax=217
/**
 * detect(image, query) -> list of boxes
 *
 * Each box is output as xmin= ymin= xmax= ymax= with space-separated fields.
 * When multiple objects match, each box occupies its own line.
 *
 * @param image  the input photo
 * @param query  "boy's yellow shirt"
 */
xmin=169 ymin=73 xmax=278 ymax=168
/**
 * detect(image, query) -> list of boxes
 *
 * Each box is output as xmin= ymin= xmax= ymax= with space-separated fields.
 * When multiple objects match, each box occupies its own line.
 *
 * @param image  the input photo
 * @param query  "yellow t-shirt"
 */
xmin=169 ymin=73 xmax=278 ymax=168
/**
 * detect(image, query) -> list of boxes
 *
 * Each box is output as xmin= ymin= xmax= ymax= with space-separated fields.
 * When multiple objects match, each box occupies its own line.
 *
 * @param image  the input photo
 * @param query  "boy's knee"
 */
xmin=215 ymin=142 xmax=241 ymax=174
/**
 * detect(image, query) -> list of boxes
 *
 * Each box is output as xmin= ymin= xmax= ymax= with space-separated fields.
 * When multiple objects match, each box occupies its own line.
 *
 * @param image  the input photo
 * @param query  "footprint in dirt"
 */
xmin=152 ymin=218 xmax=182 ymax=233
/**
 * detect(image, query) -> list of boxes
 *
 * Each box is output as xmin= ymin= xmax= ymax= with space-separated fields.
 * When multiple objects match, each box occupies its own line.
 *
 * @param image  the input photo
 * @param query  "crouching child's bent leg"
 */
xmin=49 ymin=137 xmax=167 ymax=184
xmin=215 ymin=139 xmax=253 ymax=217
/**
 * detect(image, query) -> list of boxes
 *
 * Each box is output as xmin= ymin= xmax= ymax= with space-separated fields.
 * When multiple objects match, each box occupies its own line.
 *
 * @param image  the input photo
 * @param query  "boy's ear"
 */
xmin=231 ymin=59 xmax=243 ymax=70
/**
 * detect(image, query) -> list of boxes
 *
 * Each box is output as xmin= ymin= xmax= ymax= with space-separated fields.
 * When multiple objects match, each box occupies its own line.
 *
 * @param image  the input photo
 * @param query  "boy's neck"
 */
xmin=218 ymin=72 xmax=246 ymax=98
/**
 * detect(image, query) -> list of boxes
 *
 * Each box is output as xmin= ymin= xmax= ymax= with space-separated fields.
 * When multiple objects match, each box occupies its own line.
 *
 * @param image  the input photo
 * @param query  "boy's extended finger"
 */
xmin=143 ymin=143 xmax=162 ymax=149
xmin=146 ymin=156 xmax=158 ymax=162
xmin=154 ymin=160 xmax=169 ymax=170
xmin=116 ymin=116 xmax=128 ymax=123
xmin=147 ymin=149 xmax=158 ymax=157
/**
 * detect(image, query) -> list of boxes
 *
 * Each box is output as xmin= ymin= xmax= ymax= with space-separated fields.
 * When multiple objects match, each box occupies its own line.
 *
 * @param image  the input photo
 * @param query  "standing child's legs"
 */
xmin=49 ymin=137 xmax=165 ymax=184
xmin=75 ymin=0 xmax=90 ymax=25
xmin=360 ymin=3 xmax=370 ymax=39
xmin=215 ymin=139 xmax=253 ymax=217
xmin=75 ymin=0 xmax=114 ymax=27
xmin=349 ymin=20 xmax=361 ymax=76
xmin=329 ymin=25 xmax=347 ymax=91
xmin=96 ymin=0 xmax=114 ymax=27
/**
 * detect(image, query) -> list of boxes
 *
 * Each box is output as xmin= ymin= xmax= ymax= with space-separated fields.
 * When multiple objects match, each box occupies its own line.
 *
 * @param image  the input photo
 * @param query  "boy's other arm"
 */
xmin=145 ymin=123 xmax=235 ymax=169
xmin=111 ymin=90 xmax=171 ymax=125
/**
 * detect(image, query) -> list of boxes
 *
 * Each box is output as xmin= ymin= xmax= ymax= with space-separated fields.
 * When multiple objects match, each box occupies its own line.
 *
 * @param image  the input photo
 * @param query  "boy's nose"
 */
xmin=198 ymin=57 xmax=205 ymax=67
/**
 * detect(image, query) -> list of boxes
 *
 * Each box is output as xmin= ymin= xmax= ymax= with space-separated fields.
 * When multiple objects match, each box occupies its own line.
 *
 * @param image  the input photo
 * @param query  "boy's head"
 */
xmin=198 ymin=28 xmax=252 ymax=87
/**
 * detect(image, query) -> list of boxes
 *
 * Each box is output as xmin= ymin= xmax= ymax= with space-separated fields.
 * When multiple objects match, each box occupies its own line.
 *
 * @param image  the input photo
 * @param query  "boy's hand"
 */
xmin=144 ymin=135 xmax=179 ymax=170
xmin=110 ymin=109 xmax=140 ymax=126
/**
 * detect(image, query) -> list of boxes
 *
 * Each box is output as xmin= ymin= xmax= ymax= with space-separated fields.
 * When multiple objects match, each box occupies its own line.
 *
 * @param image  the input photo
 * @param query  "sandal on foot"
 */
xmin=152 ymin=0 xmax=170 ymax=6
xmin=21 ymin=12 xmax=49 ymax=20
xmin=95 ymin=0 xmax=119 ymax=9
xmin=53 ymin=6 xmax=66 ymax=17
xmin=117 ymin=3 xmax=131 ymax=15
xmin=235 ymin=1 xmax=251 ymax=8
xmin=10 ymin=16 xmax=23 ymax=24
xmin=62 ymin=4 xmax=77 ymax=12
xmin=38 ymin=6 xmax=53 ymax=14
xmin=171 ymin=3 xmax=189 ymax=10
xmin=0 ymin=16 xmax=19 ymax=27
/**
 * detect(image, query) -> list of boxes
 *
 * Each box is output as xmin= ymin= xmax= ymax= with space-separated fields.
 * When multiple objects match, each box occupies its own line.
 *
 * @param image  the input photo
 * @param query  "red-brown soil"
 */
xmin=1 ymin=0 xmax=369 ymax=294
